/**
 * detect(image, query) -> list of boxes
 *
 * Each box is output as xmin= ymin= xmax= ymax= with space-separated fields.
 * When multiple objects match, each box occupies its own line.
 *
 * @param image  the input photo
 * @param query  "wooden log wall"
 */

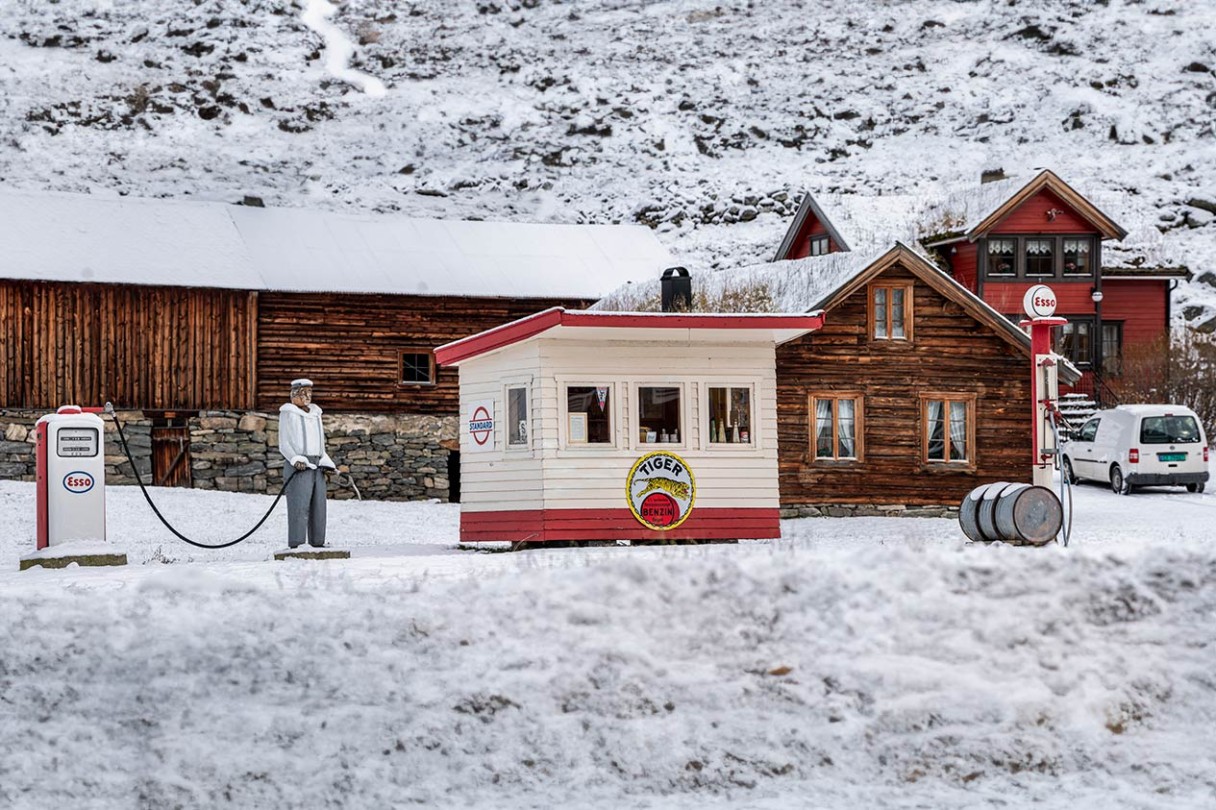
xmin=0 ymin=280 xmax=256 ymax=411
xmin=256 ymin=293 xmax=589 ymax=414
xmin=776 ymin=263 xmax=1032 ymax=506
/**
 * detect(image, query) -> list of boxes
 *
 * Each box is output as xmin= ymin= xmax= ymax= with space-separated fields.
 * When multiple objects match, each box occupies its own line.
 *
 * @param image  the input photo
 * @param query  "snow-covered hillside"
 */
xmin=1 ymin=0 xmax=1214 ymax=322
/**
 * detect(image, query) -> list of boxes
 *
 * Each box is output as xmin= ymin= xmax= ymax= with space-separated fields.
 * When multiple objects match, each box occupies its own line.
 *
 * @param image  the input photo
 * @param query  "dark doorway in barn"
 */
xmin=151 ymin=414 xmax=194 ymax=488
xmin=447 ymin=449 xmax=460 ymax=503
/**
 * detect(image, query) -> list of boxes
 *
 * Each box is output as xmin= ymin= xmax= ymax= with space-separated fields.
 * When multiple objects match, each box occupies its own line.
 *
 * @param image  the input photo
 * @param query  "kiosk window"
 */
xmin=638 ymin=386 xmax=682 ymax=443
xmin=57 ymin=427 xmax=99 ymax=458
xmin=507 ymin=386 xmax=528 ymax=447
xmin=708 ymin=386 xmax=751 ymax=444
xmin=566 ymin=386 xmax=612 ymax=444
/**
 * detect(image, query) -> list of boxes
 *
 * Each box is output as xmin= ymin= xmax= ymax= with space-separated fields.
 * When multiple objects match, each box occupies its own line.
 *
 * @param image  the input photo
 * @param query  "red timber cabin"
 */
xmin=774 ymin=170 xmax=1188 ymax=408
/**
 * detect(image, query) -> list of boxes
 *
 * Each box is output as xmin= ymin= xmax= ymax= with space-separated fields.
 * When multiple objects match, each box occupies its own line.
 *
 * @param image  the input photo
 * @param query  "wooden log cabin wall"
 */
xmin=776 ymin=260 xmax=1033 ymax=509
xmin=254 ymin=293 xmax=589 ymax=413
xmin=0 ymin=280 xmax=256 ymax=411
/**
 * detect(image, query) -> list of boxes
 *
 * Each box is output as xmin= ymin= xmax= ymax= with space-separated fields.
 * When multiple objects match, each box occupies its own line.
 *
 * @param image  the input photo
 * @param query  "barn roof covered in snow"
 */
xmin=0 ymin=189 xmax=673 ymax=299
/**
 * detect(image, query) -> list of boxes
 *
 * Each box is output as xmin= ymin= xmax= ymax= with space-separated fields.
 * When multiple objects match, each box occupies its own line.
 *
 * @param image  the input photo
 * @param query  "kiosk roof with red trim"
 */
xmin=434 ymin=307 xmax=826 ymax=367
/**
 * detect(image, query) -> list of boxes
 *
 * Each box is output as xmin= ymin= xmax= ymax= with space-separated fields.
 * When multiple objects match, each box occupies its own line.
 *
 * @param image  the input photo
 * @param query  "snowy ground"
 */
xmin=1 ymin=469 xmax=1215 ymax=809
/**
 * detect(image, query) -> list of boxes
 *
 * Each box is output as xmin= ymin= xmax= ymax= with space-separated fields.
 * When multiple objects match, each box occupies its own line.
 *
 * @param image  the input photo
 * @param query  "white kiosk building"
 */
xmin=434 ymin=308 xmax=824 ymax=544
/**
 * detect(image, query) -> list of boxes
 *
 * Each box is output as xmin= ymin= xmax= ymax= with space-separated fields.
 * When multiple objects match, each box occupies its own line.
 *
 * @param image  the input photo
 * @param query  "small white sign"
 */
xmin=466 ymin=399 xmax=495 ymax=452
xmin=1023 ymin=284 xmax=1057 ymax=318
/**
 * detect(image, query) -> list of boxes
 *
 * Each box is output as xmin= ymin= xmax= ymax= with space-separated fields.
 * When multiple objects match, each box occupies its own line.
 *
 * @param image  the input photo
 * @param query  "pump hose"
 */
xmin=1048 ymin=410 xmax=1074 ymax=548
xmin=106 ymin=405 xmax=289 ymax=549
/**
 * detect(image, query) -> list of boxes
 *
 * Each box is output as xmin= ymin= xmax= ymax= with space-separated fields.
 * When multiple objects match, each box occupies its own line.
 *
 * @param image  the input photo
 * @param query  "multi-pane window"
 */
xmin=1024 ymin=239 xmax=1054 ymax=277
xmin=638 ymin=386 xmax=682 ymax=444
xmin=987 ymin=238 xmax=1016 ymax=276
xmin=870 ymin=283 xmax=912 ymax=341
xmin=922 ymin=395 xmax=974 ymax=464
xmin=1056 ymin=320 xmax=1093 ymax=367
xmin=399 ymin=351 xmax=435 ymax=384
xmin=811 ymin=394 xmax=863 ymax=460
xmin=507 ymin=386 xmax=528 ymax=447
xmin=1062 ymin=238 xmax=1091 ymax=275
xmin=809 ymin=235 xmax=830 ymax=256
xmin=566 ymin=385 xmax=612 ymax=444
xmin=1101 ymin=322 xmax=1123 ymax=376
xmin=708 ymin=386 xmax=751 ymax=444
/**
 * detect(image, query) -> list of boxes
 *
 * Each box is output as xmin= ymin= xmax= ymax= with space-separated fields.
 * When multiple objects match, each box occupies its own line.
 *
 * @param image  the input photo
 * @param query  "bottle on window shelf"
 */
xmin=717 ymin=420 xmax=727 ymax=444
xmin=660 ymin=428 xmax=668 ymax=442
xmin=731 ymin=424 xmax=739 ymax=443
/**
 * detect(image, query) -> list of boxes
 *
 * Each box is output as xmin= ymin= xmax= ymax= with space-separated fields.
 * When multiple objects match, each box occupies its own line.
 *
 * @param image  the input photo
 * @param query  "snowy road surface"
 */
xmin=1 ymin=475 xmax=1214 ymax=808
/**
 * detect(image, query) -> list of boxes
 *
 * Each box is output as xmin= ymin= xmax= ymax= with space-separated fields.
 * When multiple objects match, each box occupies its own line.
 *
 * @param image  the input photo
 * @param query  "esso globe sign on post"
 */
xmin=1023 ymin=285 xmax=1058 ymax=319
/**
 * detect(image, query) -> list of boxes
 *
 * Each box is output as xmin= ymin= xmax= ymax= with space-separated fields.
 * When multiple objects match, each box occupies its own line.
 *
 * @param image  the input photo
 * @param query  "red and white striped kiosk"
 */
xmin=434 ymin=308 xmax=824 ymax=544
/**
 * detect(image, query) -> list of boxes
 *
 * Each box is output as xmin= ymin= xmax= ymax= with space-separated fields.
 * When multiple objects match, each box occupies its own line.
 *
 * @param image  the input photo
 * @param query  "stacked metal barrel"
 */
xmin=959 ymin=482 xmax=1063 ymax=546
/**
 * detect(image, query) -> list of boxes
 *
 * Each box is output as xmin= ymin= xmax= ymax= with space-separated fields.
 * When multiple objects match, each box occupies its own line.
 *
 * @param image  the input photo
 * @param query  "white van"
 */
xmin=1062 ymin=404 xmax=1210 ymax=495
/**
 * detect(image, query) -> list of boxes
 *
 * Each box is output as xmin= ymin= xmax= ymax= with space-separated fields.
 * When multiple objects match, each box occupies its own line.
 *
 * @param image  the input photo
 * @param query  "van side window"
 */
xmin=1079 ymin=419 xmax=1099 ymax=442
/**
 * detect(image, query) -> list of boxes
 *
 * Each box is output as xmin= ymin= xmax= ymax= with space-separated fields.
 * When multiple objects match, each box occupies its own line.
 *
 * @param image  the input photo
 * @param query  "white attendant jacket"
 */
xmin=279 ymin=403 xmax=335 ymax=471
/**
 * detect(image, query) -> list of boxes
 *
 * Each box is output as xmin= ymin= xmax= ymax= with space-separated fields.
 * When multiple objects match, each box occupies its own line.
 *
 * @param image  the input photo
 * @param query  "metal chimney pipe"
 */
xmin=660 ymin=267 xmax=692 ymax=312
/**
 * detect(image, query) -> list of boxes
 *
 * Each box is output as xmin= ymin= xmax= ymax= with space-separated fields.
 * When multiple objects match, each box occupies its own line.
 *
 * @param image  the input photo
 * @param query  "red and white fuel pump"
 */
xmin=21 ymin=405 xmax=126 ymax=570
xmin=1020 ymin=285 xmax=1067 ymax=489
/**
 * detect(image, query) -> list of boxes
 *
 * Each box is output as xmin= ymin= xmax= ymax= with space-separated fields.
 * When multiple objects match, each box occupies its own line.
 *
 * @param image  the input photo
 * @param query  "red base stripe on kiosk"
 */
xmin=460 ymin=508 xmax=781 ymax=543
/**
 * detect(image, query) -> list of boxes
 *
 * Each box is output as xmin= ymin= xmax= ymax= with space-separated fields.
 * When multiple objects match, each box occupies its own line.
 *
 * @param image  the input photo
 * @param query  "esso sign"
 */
xmin=1023 ymin=284 xmax=1057 ymax=318
xmin=63 ymin=471 xmax=95 ymax=493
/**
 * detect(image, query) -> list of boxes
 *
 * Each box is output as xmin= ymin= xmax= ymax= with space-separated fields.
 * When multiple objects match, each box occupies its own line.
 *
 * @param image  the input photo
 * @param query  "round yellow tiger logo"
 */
xmin=627 ymin=451 xmax=696 ymax=531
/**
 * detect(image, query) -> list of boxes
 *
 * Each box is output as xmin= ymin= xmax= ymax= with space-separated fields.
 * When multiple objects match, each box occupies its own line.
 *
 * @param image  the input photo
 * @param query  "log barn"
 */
xmin=0 ymin=190 xmax=672 ymax=499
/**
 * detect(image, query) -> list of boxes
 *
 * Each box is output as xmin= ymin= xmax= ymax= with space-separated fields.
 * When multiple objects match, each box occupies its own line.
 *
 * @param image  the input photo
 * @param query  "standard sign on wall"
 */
xmin=627 ymin=450 xmax=696 ymax=530
xmin=466 ymin=400 xmax=495 ymax=452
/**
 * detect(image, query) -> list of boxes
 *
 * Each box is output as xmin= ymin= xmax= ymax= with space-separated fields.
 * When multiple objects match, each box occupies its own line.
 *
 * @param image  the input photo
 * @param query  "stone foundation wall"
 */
xmin=0 ymin=408 xmax=456 ymax=502
xmin=780 ymin=504 xmax=961 ymax=519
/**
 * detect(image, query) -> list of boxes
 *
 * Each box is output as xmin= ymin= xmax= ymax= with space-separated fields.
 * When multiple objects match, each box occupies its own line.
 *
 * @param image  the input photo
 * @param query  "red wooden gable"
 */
xmin=785 ymin=215 xmax=837 ymax=260
xmin=987 ymin=189 xmax=1096 ymax=235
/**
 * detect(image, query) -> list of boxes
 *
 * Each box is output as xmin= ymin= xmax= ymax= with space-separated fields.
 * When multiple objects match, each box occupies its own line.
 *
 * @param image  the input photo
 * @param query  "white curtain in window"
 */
xmin=927 ymin=400 xmax=945 ymax=460
xmin=949 ymin=401 xmax=967 ymax=461
xmin=815 ymin=399 xmax=833 ymax=458
xmin=837 ymin=399 xmax=856 ymax=457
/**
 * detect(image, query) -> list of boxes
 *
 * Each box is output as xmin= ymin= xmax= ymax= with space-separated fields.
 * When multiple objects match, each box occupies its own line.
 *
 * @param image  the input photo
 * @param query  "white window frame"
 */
xmin=557 ymin=378 xmax=621 ymax=451
xmin=701 ymin=380 xmax=761 ymax=452
xmin=630 ymin=381 xmax=688 ymax=450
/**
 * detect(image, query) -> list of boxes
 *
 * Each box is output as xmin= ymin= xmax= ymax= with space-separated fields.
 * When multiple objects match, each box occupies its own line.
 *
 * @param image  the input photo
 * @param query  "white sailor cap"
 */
xmin=290 ymin=378 xmax=314 ymax=389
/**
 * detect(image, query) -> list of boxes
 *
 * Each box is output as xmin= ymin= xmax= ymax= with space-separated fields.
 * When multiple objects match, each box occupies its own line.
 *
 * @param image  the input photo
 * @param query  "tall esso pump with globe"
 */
xmin=1020 ymin=285 xmax=1067 ymax=488
xmin=35 ymin=405 xmax=107 ymax=549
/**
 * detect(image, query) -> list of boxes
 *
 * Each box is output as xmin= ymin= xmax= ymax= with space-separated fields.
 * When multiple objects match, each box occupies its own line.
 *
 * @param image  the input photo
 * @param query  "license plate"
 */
xmin=1157 ymin=452 xmax=1187 ymax=462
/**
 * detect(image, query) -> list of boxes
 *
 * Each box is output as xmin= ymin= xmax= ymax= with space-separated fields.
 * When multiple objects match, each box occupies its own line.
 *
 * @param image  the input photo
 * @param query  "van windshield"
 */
xmin=1139 ymin=415 xmax=1201 ymax=444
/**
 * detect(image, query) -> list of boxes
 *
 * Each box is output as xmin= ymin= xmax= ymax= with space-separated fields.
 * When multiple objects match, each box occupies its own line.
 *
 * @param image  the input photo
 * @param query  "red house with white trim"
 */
xmin=774 ymin=170 xmax=1187 ymax=407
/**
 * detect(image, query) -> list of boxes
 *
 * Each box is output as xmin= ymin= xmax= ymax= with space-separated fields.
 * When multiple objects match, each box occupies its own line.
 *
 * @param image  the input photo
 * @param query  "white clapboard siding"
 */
xmin=458 ymin=336 xmax=783 ymax=515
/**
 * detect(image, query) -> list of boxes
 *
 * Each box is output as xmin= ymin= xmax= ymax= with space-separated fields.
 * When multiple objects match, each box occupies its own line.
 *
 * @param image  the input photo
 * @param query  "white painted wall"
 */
xmin=457 ymin=338 xmax=781 ymax=515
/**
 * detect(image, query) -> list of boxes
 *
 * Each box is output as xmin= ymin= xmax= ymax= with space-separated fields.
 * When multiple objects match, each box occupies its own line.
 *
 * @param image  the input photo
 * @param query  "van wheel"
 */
xmin=1187 ymin=482 xmax=1206 ymax=493
xmin=1062 ymin=458 xmax=1078 ymax=485
xmin=1110 ymin=465 xmax=1131 ymax=495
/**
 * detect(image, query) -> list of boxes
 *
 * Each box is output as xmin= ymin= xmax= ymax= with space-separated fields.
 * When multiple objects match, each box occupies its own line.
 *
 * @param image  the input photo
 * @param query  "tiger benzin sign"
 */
xmin=627 ymin=450 xmax=696 ymax=531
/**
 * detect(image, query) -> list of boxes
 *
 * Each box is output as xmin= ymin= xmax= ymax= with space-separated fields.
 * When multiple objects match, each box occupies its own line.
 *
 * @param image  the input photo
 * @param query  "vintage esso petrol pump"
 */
xmin=1020 ymin=285 xmax=1067 ymax=489
xmin=22 ymin=405 xmax=126 ymax=570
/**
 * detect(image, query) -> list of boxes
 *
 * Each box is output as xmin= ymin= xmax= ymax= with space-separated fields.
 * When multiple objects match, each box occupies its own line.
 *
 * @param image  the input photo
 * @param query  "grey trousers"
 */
xmin=286 ymin=462 xmax=327 ymax=548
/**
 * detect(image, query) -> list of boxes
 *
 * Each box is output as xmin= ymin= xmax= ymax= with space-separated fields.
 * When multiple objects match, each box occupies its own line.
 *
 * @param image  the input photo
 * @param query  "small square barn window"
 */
xmin=1063 ymin=238 xmax=1092 ymax=276
xmin=810 ymin=393 xmax=863 ymax=461
xmin=922 ymin=394 xmax=976 ymax=467
xmin=399 ymin=350 xmax=435 ymax=385
xmin=809 ymin=235 xmax=830 ymax=256
xmin=869 ymin=282 xmax=914 ymax=341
